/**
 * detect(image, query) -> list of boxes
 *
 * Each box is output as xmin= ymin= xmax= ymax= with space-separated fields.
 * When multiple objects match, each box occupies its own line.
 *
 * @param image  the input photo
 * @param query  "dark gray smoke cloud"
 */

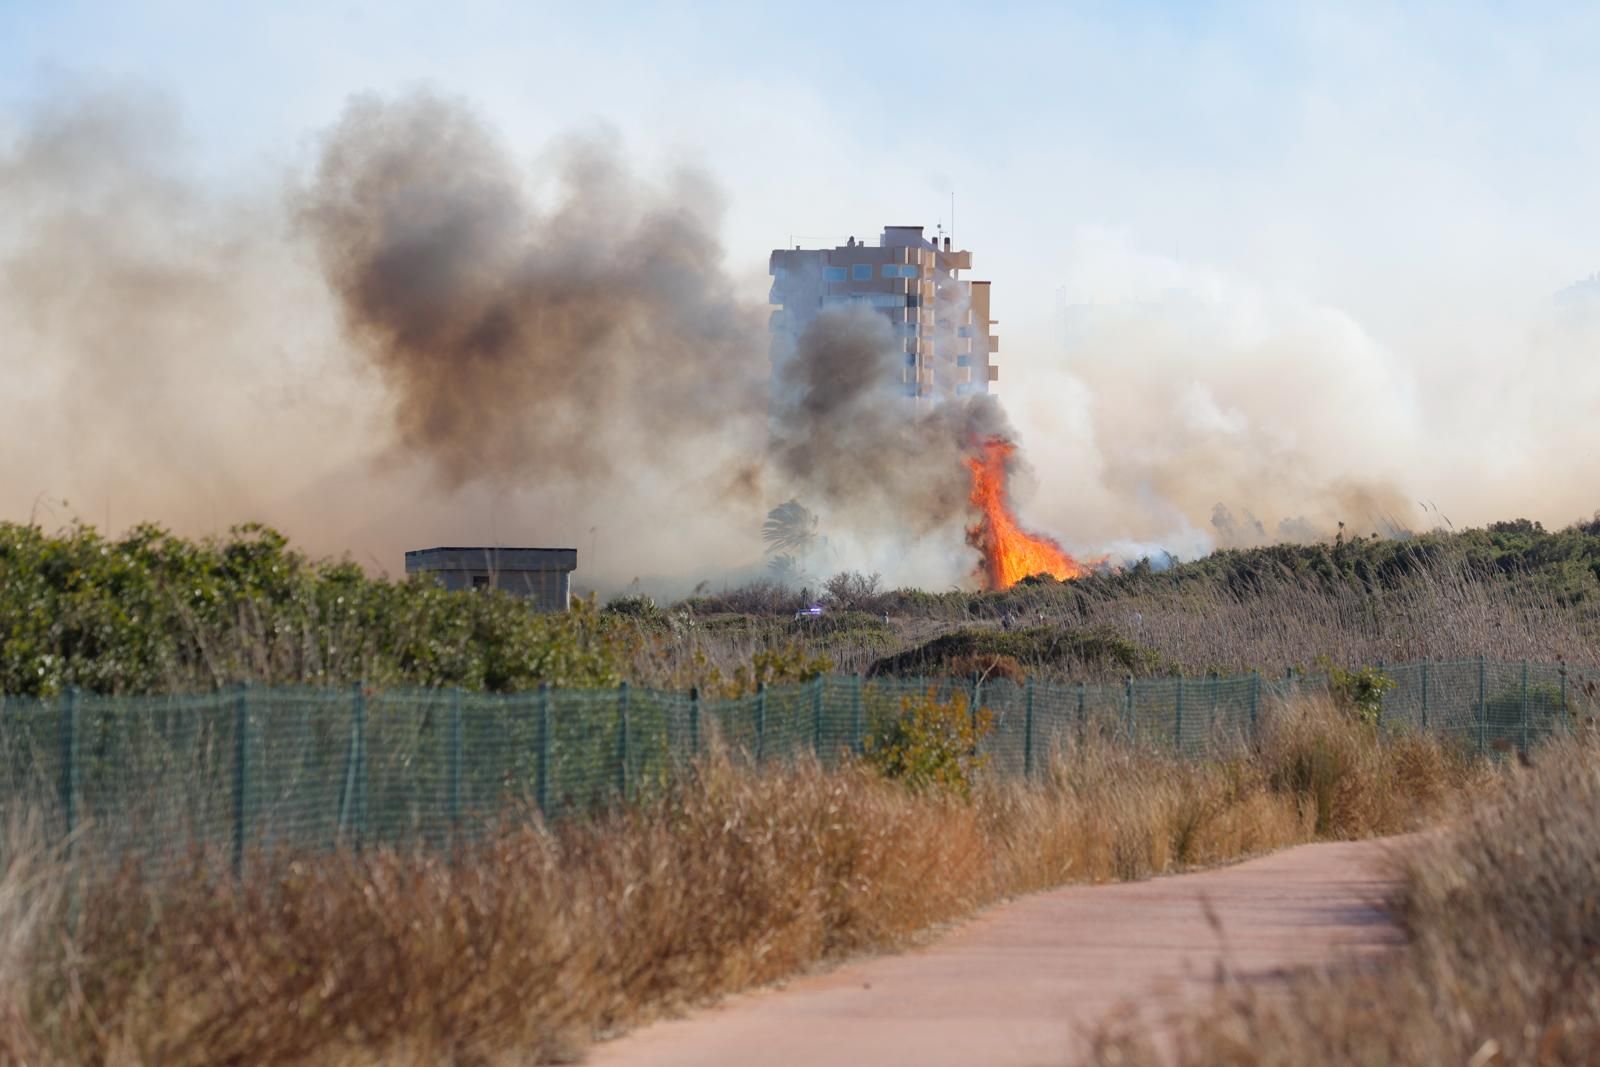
xmin=768 ymin=307 xmax=1013 ymax=534
xmin=299 ymin=93 xmax=1024 ymax=567
xmin=299 ymin=92 xmax=768 ymax=488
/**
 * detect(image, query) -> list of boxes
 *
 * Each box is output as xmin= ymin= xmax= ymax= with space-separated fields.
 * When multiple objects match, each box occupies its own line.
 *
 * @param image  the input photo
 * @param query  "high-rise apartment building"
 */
xmin=768 ymin=225 xmax=999 ymax=402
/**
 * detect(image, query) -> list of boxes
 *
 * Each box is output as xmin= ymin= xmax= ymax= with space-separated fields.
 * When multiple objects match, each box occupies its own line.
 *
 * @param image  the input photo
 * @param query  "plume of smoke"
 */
xmin=767 ymin=306 xmax=1012 ymax=537
xmin=0 ymin=87 xmax=1011 ymax=591
xmin=1013 ymin=230 xmax=1431 ymax=554
xmin=299 ymin=92 xmax=768 ymax=489
xmin=0 ymin=88 xmax=777 ymax=584
xmin=25 ymin=87 xmax=1599 ymax=596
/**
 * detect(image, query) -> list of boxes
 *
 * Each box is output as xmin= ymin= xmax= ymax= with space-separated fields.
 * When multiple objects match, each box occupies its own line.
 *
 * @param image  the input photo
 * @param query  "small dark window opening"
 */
xmin=472 ymin=574 xmax=490 ymax=590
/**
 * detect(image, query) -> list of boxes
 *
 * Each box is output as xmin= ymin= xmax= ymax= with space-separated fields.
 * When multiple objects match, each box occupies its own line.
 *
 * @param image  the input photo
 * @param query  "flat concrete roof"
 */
xmin=405 ymin=546 xmax=577 ymax=571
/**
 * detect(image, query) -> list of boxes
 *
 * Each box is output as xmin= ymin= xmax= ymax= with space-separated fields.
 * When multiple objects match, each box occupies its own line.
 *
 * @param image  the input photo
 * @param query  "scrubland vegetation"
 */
xmin=1093 ymin=730 xmax=1600 ymax=1067
xmin=0 ymin=693 xmax=1475 ymax=1065
xmin=8 ymin=515 xmax=1600 ymax=696
xmin=3 ymin=516 xmax=1593 ymax=1065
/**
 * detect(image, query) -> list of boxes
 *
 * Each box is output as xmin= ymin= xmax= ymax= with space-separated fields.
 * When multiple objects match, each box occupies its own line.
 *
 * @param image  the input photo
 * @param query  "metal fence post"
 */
xmin=1173 ymin=675 xmax=1184 ymax=752
xmin=233 ymin=683 xmax=250 ymax=879
xmin=811 ymin=674 xmax=825 ymax=759
xmin=1249 ymin=671 xmax=1260 ymax=738
xmin=448 ymin=689 xmax=463 ymax=843
xmin=1023 ymin=677 xmax=1035 ymax=778
xmin=1420 ymin=658 xmax=1430 ymax=732
xmin=1560 ymin=664 xmax=1570 ymax=734
xmin=1477 ymin=655 xmax=1487 ymax=757
xmin=688 ymin=686 xmax=701 ymax=757
xmin=536 ymin=683 xmax=551 ymax=815
xmin=351 ymin=682 xmax=368 ymax=849
xmin=1521 ymin=659 xmax=1530 ymax=753
xmin=851 ymin=674 xmax=864 ymax=755
xmin=59 ymin=687 xmax=80 ymax=853
xmin=617 ymin=682 xmax=630 ymax=799
xmin=1375 ymin=660 xmax=1386 ymax=730
xmin=1124 ymin=676 xmax=1135 ymax=744
xmin=755 ymin=682 xmax=767 ymax=764
xmin=1208 ymin=674 xmax=1219 ymax=737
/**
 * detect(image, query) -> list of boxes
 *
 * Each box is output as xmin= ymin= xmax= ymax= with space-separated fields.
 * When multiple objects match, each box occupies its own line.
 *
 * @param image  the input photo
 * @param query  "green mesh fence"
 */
xmin=0 ymin=659 xmax=1590 ymax=873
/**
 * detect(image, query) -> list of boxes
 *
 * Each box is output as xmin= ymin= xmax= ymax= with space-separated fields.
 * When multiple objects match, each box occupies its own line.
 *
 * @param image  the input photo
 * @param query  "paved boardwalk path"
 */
xmin=588 ymin=838 xmax=1404 ymax=1067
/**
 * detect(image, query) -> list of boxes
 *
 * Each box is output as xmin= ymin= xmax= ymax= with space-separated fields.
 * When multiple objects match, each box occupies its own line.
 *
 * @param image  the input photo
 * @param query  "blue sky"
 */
xmin=5 ymin=2 xmax=1595 ymax=304
xmin=4 ymin=2 xmax=1600 ymax=571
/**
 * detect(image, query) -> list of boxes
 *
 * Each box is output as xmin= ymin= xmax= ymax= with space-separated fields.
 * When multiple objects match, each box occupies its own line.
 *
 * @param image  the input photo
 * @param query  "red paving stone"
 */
xmin=586 ymin=837 xmax=1405 ymax=1067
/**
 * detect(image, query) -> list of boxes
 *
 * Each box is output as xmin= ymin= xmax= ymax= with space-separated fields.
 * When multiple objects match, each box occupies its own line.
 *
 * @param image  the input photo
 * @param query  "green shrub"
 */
xmin=603 ymin=595 xmax=665 ymax=623
xmin=865 ymin=688 xmax=992 ymax=798
xmin=0 ymin=521 xmax=630 ymax=695
xmin=1324 ymin=662 xmax=1396 ymax=726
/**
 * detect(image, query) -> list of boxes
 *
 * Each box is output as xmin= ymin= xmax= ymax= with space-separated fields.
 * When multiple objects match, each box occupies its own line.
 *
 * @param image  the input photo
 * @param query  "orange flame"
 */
xmin=966 ymin=436 xmax=1091 ymax=590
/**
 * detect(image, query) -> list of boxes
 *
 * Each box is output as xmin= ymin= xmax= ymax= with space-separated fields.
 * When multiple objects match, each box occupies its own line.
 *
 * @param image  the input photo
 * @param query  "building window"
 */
xmin=851 ymin=264 xmax=873 ymax=281
xmin=956 ymin=355 xmax=970 ymax=367
xmin=824 ymin=266 xmax=847 ymax=282
xmin=472 ymin=574 xmax=490 ymax=590
xmin=847 ymin=292 xmax=904 ymax=308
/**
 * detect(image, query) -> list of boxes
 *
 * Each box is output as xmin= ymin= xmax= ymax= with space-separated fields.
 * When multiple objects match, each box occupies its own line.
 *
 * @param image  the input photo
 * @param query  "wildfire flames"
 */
xmin=966 ymin=437 xmax=1092 ymax=590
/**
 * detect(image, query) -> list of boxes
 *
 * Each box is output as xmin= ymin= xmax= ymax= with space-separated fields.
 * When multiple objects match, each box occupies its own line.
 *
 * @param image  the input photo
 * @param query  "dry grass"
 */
xmin=1066 ymin=558 xmax=1600 ymax=675
xmin=0 ymin=697 xmax=1476 ymax=1066
xmin=1091 ymin=731 xmax=1600 ymax=1067
xmin=662 ymin=555 xmax=1600 ymax=683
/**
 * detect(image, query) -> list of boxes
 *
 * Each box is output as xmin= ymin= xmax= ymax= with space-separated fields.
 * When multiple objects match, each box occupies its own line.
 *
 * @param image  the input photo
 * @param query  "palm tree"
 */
xmin=762 ymin=499 xmax=820 ymax=557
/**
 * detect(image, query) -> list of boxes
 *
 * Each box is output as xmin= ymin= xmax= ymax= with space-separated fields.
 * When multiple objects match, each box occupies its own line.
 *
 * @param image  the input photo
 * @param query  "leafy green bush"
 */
xmin=1324 ymin=662 xmax=1396 ymax=726
xmin=864 ymin=688 xmax=992 ymax=798
xmin=0 ymin=521 xmax=630 ymax=695
xmin=603 ymin=594 xmax=665 ymax=623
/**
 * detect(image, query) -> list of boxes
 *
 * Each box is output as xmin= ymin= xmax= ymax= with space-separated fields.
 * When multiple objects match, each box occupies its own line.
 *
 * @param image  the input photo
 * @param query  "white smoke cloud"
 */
xmin=1006 ymin=226 xmax=1600 ymax=561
